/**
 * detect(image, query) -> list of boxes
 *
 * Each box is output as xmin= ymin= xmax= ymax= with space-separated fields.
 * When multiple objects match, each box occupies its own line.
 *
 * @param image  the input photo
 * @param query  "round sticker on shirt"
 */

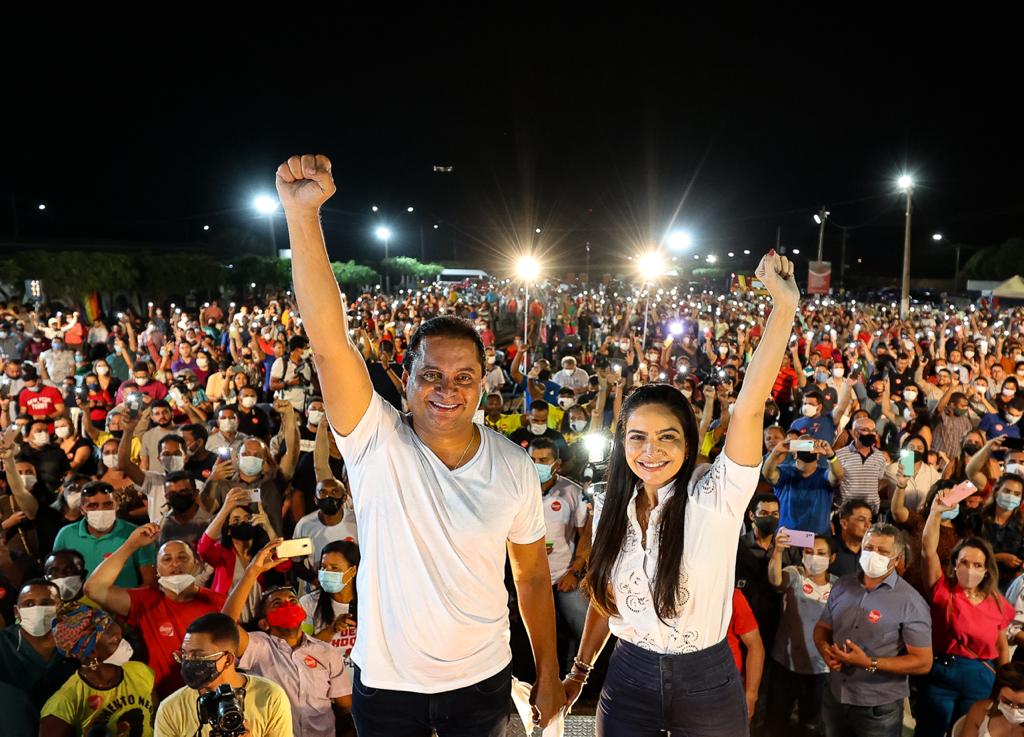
xmin=867 ymin=610 xmax=882 ymax=624
xmin=159 ymin=623 xmax=176 ymax=638
xmin=802 ymin=583 xmax=814 ymax=595
xmin=87 ymin=695 xmax=104 ymax=711
xmin=996 ymin=424 xmax=1005 ymax=433
xmin=304 ymin=655 xmax=319 ymax=669
xmin=551 ymin=501 xmax=562 ymax=512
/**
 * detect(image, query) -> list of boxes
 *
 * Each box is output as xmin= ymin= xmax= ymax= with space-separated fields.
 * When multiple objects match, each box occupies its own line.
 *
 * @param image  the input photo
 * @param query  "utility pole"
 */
xmin=815 ymin=207 xmax=829 ymax=261
xmin=899 ymin=185 xmax=914 ymax=318
xmin=840 ymin=227 xmax=848 ymax=290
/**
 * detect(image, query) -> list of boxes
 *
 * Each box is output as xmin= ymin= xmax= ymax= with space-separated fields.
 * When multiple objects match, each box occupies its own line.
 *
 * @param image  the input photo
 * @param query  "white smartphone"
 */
xmin=790 ymin=439 xmax=815 ymax=452
xmin=276 ymin=537 xmax=314 ymax=559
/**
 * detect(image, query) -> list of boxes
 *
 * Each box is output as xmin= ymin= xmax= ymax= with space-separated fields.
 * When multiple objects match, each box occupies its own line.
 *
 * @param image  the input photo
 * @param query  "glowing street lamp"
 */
xmin=516 ymin=255 xmax=541 ymax=364
xmin=897 ymin=173 xmax=915 ymax=318
xmin=637 ymin=251 xmax=665 ymax=348
xmin=253 ymin=194 xmax=279 ymax=257
xmin=667 ymin=230 xmax=693 ymax=251
xmin=376 ymin=226 xmax=393 ymax=292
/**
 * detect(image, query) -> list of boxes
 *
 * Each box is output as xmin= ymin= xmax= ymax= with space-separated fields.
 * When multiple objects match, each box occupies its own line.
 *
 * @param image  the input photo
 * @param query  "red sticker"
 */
xmin=87 ymin=695 xmax=104 ymax=711
xmin=159 ymin=623 xmax=176 ymax=638
xmin=103 ymin=553 xmax=112 ymax=559
xmin=551 ymin=501 xmax=562 ymax=512
xmin=996 ymin=425 xmax=1005 ymax=432
xmin=823 ymin=590 xmax=830 ymax=600
xmin=802 ymin=583 xmax=814 ymax=595
xmin=867 ymin=610 xmax=882 ymax=624
xmin=304 ymin=655 xmax=318 ymax=669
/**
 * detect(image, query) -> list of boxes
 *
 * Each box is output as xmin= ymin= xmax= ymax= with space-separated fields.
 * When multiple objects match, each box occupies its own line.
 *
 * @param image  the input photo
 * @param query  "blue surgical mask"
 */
xmin=941 ymin=507 xmax=960 ymax=521
xmin=997 ymin=492 xmax=1022 ymax=512
xmin=535 ymin=462 xmax=554 ymax=484
xmin=318 ymin=570 xmax=344 ymax=594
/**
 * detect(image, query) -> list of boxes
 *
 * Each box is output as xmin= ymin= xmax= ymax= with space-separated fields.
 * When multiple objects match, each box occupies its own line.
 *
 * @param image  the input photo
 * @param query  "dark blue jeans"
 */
xmin=765 ymin=660 xmax=827 ymax=736
xmin=596 ymin=638 xmax=749 ymax=737
xmin=822 ymin=686 xmax=902 ymax=737
xmin=352 ymin=663 xmax=511 ymax=737
xmin=914 ymin=655 xmax=996 ymax=737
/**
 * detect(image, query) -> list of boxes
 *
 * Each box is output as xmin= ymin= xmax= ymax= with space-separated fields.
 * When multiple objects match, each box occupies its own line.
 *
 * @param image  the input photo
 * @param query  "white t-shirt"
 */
xmin=299 ymin=593 xmax=358 ymax=668
xmin=293 ymin=508 xmax=358 ymax=570
xmin=593 ymin=451 xmax=761 ymax=653
xmin=552 ymin=367 xmax=590 ymax=391
xmin=542 ymin=476 xmax=588 ymax=584
xmin=332 ymin=392 xmax=546 ymax=692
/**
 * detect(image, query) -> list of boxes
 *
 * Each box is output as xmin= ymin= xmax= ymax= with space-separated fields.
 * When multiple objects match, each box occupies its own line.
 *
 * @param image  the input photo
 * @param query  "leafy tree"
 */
xmin=331 ymin=260 xmax=379 ymax=287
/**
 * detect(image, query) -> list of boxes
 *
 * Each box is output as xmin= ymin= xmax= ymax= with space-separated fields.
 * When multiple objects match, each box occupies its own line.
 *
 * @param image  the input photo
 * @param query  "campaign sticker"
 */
xmin=87 ymin=695 xmax=104 ymax=711
xmin=159 ymin=623 xmax=176 ymax=638
xmin=304 ymin=655 xmax=319 ymax=669
xmin=802 ymin=583 xmax=814 ymax=595
xmin=551 ymin=501 xmax=562 ymax=512
xmin=867 ymin=610 xmax=882 ymax=624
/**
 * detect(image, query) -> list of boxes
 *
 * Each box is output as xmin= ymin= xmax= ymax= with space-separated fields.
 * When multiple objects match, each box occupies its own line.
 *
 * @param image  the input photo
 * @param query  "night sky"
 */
xmin=5 ymin=10 xmax=1022 ymax=281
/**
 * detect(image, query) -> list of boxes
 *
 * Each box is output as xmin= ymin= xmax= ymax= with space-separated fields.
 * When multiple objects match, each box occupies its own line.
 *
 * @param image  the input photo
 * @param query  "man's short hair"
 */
xmin=164 ymin=471 xmax=196 ymax=489
xmin=186 ymin=613 xmax=241 ymax=651
xmin=157 ymin=434 xmax=185 ymax=453
xmin=288 ymin=335 xmax=309 ymax=352
xmin=403 ymin=316 xmax=485 ymax=374
xmin=531 ymin=400 xmax=550 ymax=413
xmin=132 ymin=361 xmax=150 ymax=373
xmin=182 ymin=423 xmax=209 ymax=442
xmin=840 ymin=499 xmax=873 ymax=520
xmin=864 ymin=522 xmax=906 ymax=559
xmin=528 ymin=436 xmax=560 ymax=459
xmin=151 ymin=399 xmax=171 ymax=412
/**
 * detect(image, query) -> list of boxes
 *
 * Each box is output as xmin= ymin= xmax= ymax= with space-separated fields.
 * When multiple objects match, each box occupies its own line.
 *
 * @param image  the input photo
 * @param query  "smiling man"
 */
xmin=278 ymin=152 xmax=564 ymax=736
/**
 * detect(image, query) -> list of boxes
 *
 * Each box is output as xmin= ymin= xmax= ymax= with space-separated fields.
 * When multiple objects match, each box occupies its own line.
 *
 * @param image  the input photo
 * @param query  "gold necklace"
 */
xmin=452 ymin=427 xmax=477 ymax=469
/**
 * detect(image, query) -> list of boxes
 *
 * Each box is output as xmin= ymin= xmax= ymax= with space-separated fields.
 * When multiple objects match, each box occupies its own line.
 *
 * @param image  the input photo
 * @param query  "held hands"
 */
xmin=826 ymin=639 xmax=872 ymax=670
xmin=275 ymin=155 xmax=337 ymax=214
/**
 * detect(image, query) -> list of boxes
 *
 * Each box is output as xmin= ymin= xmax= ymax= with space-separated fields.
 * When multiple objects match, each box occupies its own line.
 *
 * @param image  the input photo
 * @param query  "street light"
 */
xmin=814 ymin=207 xmax=830 ymax=260
xmin=932 ymin=233 xmax=943 ymax=241
xmin=637 ymin=251 xmax=665 ymax=349
xmin=516 ymin=256 xmax=541 ymax=366
xmin=898 ymin=174 xmax=915 ymax=318
xmin=253 ymin=195 xmax=279 ymax=257
xmin=375 ymin=226 xmax=393 ymax=292
xmin=667 ymin=230 xmax=693 ymax=250
xmin=37 ymin=203 xmax=46 ymax=211
xmin=371 ymin=205 xmax=379 ymax=212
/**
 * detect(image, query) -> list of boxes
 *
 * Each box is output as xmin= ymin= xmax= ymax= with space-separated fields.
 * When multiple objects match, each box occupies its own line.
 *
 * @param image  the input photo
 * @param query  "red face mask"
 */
xmin=265 ymin=603 xmax=306 ymax=630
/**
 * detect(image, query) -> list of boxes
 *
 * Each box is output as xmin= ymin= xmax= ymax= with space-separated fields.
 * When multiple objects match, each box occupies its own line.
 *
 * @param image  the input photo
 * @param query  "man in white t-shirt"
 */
xmin=293 ymin=478 xmax=358 ymax=569
xmin=278 ymin=152 xmax=565 ymax=735
xmin=552 ymin=355 xmax=590 ymax=395
xmin=270 ymin=335 xmax=314 ymax=411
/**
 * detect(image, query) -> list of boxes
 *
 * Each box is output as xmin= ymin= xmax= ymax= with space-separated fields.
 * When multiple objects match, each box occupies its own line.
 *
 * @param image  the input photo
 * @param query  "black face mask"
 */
xmin=858 ymin=433 xmax=877 ymax=448
xmin=796 ymin=451 xmax=818 ymax=463
xmin=316 ymin=498 xmax=343 ymax=516
xmin=753 ymin=515 xmax=779 ymax=536
xmin=963 ymin=443 xmax=982 ymax=457
xmin=109 ymin=430 xmax=123 ymax=440
xmin=181 ymin=654 xmax=227 ymax=689
xmin=866 ymin=388 xmax=881 ymax=400
xmin=167 ymin=494 xmax=195 ymax=514
xmin=228 ymin=523 xmax=255 ymax=540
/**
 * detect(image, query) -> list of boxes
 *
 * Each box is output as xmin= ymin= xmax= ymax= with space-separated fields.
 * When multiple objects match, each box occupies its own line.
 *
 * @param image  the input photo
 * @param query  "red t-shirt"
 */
xmin=18 ymin=385 xmax=65 ymax=422
xmin=727 ymin=588 xmax=759 ymax=679
xmin=127 ymin=586 xmax=226 ymax=697
xmin=930 ymin=576 xmax=1013 ymax=661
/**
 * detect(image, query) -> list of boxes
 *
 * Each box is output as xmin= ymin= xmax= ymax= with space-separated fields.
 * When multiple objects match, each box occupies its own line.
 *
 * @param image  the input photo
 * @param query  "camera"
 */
xmin=197 ymin=684 xmax=247 ymax=737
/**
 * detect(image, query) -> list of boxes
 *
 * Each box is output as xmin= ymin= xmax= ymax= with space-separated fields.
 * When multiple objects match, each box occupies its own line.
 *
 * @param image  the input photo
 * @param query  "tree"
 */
xmin=380 ymin=256 xmax=445 ymax=284
xmin=331 ymin=260 xmax=379 ymax=288
xmin=14 ymin=251 xmax=138 ymax=302
xmin=963 ymin=238 xmax=1024 ymax=280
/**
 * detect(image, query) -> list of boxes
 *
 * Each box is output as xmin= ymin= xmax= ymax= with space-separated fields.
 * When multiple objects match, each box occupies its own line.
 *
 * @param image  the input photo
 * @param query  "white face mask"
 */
xmin=801 ymin=403 xmax=818 ymax=418
xmin=102 ymin=453 xmax=119 ymax=470
xmin=161 ymin=455 xmax=185 ymax=472
xmin=904 ymin=390 xmax=918 ymax=402
xmin=158 ymin=573 xmax=197 ymax=595
xmin=530 ymin=422 xmax=548 ymax=436
xmin=570 ymin=420 xmax=587 ymax=433
xmin=103 ymin=637 xmax=134 ymax=666
xmin=803 ymin=553 xmax=830 ymax=576
xmin=55 ymin=426 xmax=71 ymax=439
xmin=50 ymin=575 xmax=84 ymax=601
xmin=86 ymin=509 xmax=117 ymax=532
xmin=20 ymin=474 xmax=37 ymax=489
xmin=307 ymin=410 xmax=324 ymax=426
xmin=18 ymin=605 xmax=57 ymax=637
xmin=31 ymin=431 xmax=49 ymax=446
xmin=240 ymin=396 xmax=257 ymax=409
xmin=65 ymin=490 xmax=82 ymax=510
xmin=238 ymin=456 xmax=264 ymax=476
xmin=832 ymin=367 xmax=845 ymax=378
xmin=1006 ymin=463 xmax=1024 ymax=478
xmin=859 ymin=549 xmax=893 ymax=579
xmin=558 ymin=398 xmax=576 ymax=410
xmin=219 ymin=418 xmax=239 ymax=433
xmin=96 ymin=366 xmax=110 ymax=376
xmin=1009 ymin=414 xmax=1023 ymax=426
xmin=196 ymin=358 xmax=209 ymax=368
xmin=998 ymin=701 xmax=1024 ymax=725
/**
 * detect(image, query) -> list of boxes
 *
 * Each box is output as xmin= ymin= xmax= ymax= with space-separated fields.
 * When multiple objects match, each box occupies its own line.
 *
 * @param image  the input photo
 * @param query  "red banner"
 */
xmin=808 ymin=261 xmax=831 ymax=294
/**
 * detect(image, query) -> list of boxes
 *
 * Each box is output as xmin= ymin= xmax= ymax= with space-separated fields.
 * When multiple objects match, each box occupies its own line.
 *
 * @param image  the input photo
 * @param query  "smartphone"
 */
xmin=276 ymin=537 xmax=314 ymax=559
xmin=249 ymin=489 xmax=262 ymax=505
xmin=784 ymin=529 xmax=816 ymax=548
xmin=900 ymin=449 xmax=915 ymax=477
xmin=126 ymin=393 xmax=143 ymax=418
xmin=216 ymin=446 xmax=232 ymax=460
xmin=943 ymin=480 xmax=977 ymax=506
xmin=790 ymin=439 xmax=815 ymax=452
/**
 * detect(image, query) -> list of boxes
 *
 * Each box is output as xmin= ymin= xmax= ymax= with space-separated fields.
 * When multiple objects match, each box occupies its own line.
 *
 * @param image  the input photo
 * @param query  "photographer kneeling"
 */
xmin=154 ymin=612 xmax=292 ymax=737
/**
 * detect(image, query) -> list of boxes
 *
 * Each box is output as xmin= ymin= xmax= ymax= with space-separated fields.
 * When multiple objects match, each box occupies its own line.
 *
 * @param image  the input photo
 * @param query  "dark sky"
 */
xmin=5 ymin=9 xmax=1022 ymax=281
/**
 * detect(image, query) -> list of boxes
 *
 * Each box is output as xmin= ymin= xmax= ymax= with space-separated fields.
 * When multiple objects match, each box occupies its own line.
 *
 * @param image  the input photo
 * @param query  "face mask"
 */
xmin=50 ymin=575 xmax=84 ymax=601
xmin=265 ymin=603 xmax=306 ymax=629
xmin=570 ymin=420 xmax=588 ymax=433
xmin=964 ymin=350 xmax=975 ymax=359
xmin=229 ymin=522 xmax=255 ymax=540
xmin=238 ymin=456 xmax=264 ymax=476
xmin=316 ymin=497 xmax=342 ymax=516
xmin=307 ymin=410 xmax=324 ymax=426
xmin=486 ymin=356 xmax=496 ymax=365
xmin=796 ymin=451 xmax=817 ymax=463
xmin=801 ymin=403 xmax=818 ymax=418
xmin=975 ymin=384 xmax=987 ymax=395
xmin=535 ymin=462 xmax=554 ymax=484
xmin=96 ymin=366 xmax=109 ymax=376
xmin=196 ymin=358 xmax=209 ymax=368
xmin=1004 ymin=388 xmax=1017 ymax=399
xmin=181 ymin=655 xmax=227 ymax=690
xmin=161 ymin=454 xmax=185 ymax=472
xmin=904 ymin=390 xmax=918 ymax=402
xmin=620 ymin=342 xmax=630 ymax=351
xmin=18 ymin=605 xmax=57 ymax=637
xmin=815 ymin=372 xmax=829 ymax=383
xmin=63 ymin=487 xmax=82 ymax=509
xmin=167 ymin=493 xmax=195 ymax=514
xmin=32 ymin=432 xmax=49 ymax=446
xmin=902 ymin=407 xmax=914 ymax=422
xmin=241 ymin=396 xmax=257 ymax=409
xmin=26 ymin=384 xmax=40 ymax=392
xmin=832 ymin=367 xmax=845 ymax=378
xmin=941 ymin=506 xmax=961 ymax=521
xmin=998 ymin=492 xmax=1022 ymax=511
xmin=956 ymin=566 xmax=986 ymax=590
xmin=318 ymin=569 xmax=347 ymax=594
xmin=952 ymin=407 xmax=968 ymax=417
xmin=859 ymin=550 xmax=893 ymax=578
xmin=104 ymin=638 xmax=134 ymax=666
xmin=753 ymin=515 xmax=778 ymax=536
xmin=102 ymin=453 xmax=119 ymax=470
xmin=1010 ymin=414 xmax=1024 ymax=425
xmin=159 ymin=573 xmax=197 ymax=595
xmin=218 ymin=418 xmax=238 ymax=433
xmin=55 ymin=426 xmax=71 ymax=439
xmin=802 ymin=553 xmax=830 ymax=576
xmin=20 ymin=474 xmax=37 ymax=489
xmin=52 ymin=342 xmax=63 ymax=351
xmin=135 ymin=377 xmax=149 ymax=387
xmin=998 ymin=702 xmax=1024 ymax=725
xmin=558 ymin=397 xmax=576 ymax=410
xmin=529 ymin=422 xmax=548 ymax=436
xmin=963 ymin=443 xmax=982 ymax=457
xmin=719 ymin=346 xmax=730 ymax=356
xmin=1006 ymin=463 xmax=1024 ymax=478
xmin=86 ymin=509 xmax=117 ymax=532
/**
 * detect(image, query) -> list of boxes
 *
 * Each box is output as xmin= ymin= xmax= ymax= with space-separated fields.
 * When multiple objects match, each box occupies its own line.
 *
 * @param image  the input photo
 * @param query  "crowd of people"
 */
xmin=3 ymin=206 xmax=1024 ymax=735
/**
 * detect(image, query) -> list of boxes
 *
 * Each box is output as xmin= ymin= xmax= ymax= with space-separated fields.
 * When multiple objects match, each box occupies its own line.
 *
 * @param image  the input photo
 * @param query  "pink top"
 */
xmin=931 ymin=576 xmax=1013 ymax=661
xmin=197 ymin=533 xmax=292 ymax=595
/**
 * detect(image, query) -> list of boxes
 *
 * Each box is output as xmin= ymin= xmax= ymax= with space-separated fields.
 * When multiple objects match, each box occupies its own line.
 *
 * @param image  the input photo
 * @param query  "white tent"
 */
xmin=993 ymin=275 xmax=1024 ymax=298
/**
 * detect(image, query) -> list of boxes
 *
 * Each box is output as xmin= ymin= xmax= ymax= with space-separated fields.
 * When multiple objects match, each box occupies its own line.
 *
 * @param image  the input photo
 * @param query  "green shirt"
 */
xmin=52 ymin=518 xmax=155 ymax=589
xmin=105 ymin=351 xmax=135 ymax=382
xmin=0 ymin=624 xmax=78 ymax=711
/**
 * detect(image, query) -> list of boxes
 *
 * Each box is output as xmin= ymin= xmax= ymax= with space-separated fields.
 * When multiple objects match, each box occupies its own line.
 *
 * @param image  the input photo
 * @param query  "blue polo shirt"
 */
xmin=978 ymin=412 xmax=1023 ymax=441
xmin=52 ymin=518 xmax=156 ymax=589
xmin=819 ymin=570 xmax=931 ymax=707
xmin=773 ymin=465 xmax=835 ymax=535
xmin=789 ymin=413 xmax=836 ymax=443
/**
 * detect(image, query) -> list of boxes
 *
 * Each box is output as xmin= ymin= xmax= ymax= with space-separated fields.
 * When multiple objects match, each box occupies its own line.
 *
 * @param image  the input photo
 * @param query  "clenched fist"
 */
xmin=275 ymin=154 xmax=337 ymax=214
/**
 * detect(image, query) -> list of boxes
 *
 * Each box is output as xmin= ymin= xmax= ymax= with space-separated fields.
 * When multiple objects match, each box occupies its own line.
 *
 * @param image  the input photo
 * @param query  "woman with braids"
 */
xmin=562 ymin=251 xmax=799 ymax=737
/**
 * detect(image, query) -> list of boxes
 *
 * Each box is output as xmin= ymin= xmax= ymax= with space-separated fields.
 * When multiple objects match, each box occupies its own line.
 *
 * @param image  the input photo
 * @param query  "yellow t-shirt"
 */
xmin=96 ymin=431 xmax=142 ymax=464
xmin=154 ymin=674 xmax=293 ymax=737
xmin=547 ymin=405 xmax=565 ymax=431
xmin=41 ymin=661 xmax=155 ymax=737
xmin=485 ymin=413 xmax=523 ymax=436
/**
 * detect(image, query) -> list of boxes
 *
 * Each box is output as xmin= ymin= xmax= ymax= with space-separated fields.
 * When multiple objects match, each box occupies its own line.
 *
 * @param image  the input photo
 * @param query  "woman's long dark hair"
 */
xmin=584 ymin=384 xmax=700 ymax=620
xmin=314 ymin=540 xmax=360 ymax=630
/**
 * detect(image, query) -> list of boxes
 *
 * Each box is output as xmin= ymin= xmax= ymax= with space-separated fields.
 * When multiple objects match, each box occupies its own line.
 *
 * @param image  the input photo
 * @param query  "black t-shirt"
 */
xmin=366 ymin=359 xmax=403 ymax=410
xmin=185 ymin=450 xmax=218 ymax=485
xmin=291 ymin=452 xmax=347 ymax=530
xmin=237 ymin=406 xmax=272 ymax=441
xmin=508 ymin=427 xmax=568 ymax=458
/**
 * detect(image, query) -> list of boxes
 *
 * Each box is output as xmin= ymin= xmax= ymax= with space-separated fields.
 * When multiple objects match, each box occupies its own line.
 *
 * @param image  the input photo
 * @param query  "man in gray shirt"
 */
xmin=813 ymin=523 xmax=932 ymax=737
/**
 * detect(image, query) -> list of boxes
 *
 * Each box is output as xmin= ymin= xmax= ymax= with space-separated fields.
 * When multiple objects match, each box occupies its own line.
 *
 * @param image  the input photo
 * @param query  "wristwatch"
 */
xmin=866 ymin=657 xmax=879 ymax=673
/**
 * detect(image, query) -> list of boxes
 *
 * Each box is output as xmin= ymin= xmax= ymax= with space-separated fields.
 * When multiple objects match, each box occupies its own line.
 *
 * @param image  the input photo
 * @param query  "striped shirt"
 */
xmin=930 ymin=410 xmax=974 ymax=459
xmin=835 ymin=443 xmax=887 ymax=513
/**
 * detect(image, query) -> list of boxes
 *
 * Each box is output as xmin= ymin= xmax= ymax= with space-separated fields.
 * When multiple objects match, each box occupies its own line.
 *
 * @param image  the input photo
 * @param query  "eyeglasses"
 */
xmin=173 ymin=649 xmax=228 ymax=664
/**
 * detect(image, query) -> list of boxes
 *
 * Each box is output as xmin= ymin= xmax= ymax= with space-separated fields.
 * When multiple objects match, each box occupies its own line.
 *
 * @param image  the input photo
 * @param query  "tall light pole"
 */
xmin=375 ymin=226 xmax=392 ymax=293
xmin=814 ymin=207 xmax=829 ymax=261
xmin=898 ymin=175 xmax=914 ymax=318
xmin=516 ymin=256 xmax=541 ymax=367
xmin=253 ymin=195 xmax=279 ymax=258
xmin=637 ymin=251 xmax=665 ymax=349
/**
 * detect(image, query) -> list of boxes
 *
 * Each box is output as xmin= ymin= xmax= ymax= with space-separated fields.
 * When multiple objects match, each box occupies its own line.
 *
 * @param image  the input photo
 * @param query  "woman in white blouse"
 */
xmin=564 ymin=251 xmax=799 ymax=737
